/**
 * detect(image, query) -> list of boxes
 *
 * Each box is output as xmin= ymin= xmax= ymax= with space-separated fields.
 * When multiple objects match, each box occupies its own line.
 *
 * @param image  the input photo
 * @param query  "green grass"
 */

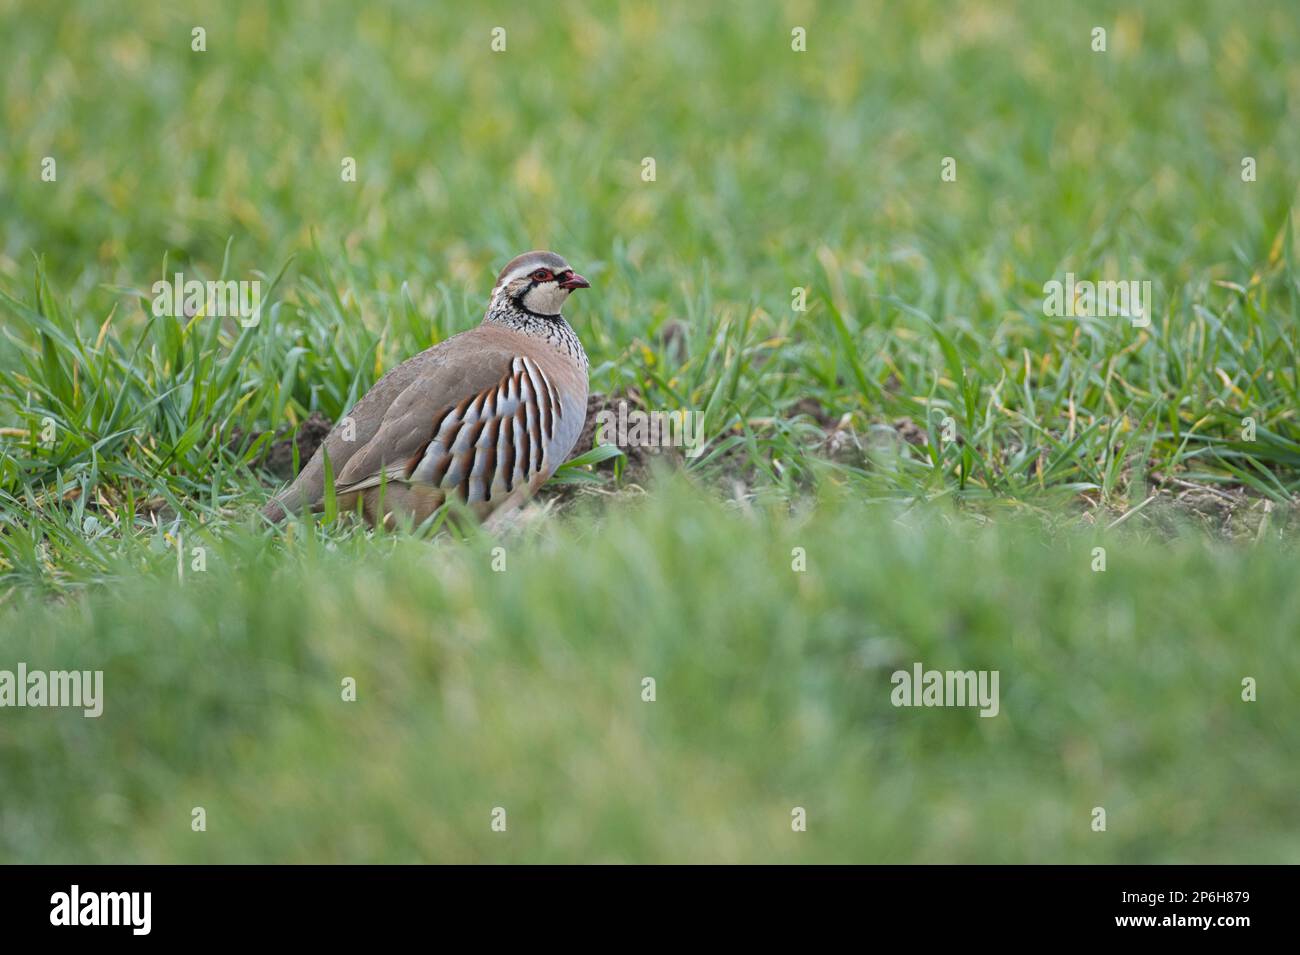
xmin=3 ymin=488 xmax=1298 ymax=863
xmin=1 ymin=0 xmax=1298 ymax=862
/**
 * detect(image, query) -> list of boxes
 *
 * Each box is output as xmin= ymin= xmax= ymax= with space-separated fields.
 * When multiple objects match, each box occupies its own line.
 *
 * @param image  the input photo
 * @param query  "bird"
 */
xmin=262 ymin=250 xmax=591 ymax=527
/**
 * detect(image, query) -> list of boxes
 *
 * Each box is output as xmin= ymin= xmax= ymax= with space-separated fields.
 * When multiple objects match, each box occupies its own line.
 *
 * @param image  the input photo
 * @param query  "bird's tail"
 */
xmin=261 ymin=447 xmax=330 ymax=523
xmin=261 ymin=490 xmax=297 ymax=523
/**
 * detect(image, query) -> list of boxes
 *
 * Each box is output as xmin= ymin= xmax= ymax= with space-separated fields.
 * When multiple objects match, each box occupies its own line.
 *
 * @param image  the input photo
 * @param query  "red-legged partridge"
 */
xmin=263 ymin=251 xmax=590 ymax=526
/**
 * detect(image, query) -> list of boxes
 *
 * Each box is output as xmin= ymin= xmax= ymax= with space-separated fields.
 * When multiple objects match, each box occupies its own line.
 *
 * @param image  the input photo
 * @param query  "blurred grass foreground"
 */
xmin=3 ymin=490 xmax=1298 ymax=863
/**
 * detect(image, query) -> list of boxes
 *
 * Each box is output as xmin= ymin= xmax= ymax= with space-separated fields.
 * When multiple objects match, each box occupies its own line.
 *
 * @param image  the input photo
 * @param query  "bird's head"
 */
xmin=491 ymin=250 xmax=590 ymax=317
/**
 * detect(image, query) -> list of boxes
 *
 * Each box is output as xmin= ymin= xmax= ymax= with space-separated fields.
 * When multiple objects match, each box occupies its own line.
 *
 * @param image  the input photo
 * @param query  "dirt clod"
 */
xmin=233 ymin=412 xmax=333 ymax=478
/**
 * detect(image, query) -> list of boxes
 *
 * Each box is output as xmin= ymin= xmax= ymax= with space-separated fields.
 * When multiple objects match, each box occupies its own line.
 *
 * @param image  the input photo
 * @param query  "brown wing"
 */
xmin=335 ymin=355 xmax=565 ymax=505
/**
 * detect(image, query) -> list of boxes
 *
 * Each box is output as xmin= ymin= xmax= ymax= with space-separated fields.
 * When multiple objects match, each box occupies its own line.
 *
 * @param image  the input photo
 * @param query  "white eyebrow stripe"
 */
xmin=495 ymin=261 xmax=563 ymax=292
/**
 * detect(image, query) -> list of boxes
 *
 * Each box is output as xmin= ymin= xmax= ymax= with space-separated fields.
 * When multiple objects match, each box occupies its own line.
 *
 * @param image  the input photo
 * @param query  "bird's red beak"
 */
xmin=559 ymin=272 xmax=590 ymax=290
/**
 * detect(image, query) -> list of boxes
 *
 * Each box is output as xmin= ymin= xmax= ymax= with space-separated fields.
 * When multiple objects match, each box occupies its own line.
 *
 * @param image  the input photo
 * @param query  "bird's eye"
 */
xmin=531 ymin=269 xmax=553 ymax=282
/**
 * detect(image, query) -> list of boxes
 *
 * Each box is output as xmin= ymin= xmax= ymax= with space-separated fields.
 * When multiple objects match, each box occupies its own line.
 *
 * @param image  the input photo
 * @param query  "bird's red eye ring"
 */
xmin=531 ymin=269 xmax=553 ymax=282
